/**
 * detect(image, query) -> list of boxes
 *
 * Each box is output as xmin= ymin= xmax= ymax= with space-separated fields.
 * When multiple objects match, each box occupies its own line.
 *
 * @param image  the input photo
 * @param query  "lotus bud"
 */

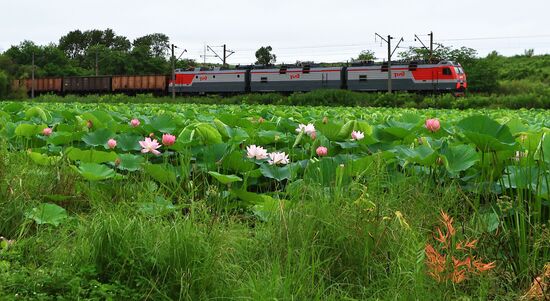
xmin=130 ymin=118 xmax=140 ymax=127
xmin=310 ymin=131 xmax=317 ymax=140
xmin=425 ymin=118 xmax=441 ymax=133
xmin=107 ymin=139 xmax=117 ymax=149
xmin=42 ymin=127 xmax=52 ymax=136
xmin=322 ymin=116 xmax=328 ymax=124
xmin=316 ymin=146 xmax=328 ymax=157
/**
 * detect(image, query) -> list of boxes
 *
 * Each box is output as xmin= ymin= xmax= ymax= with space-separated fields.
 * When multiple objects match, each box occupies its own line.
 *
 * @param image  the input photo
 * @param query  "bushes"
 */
xmin=0 ymin=71 xmax=8 ymax=99
xmin=22 ymin=90 xmax=550 ymax=109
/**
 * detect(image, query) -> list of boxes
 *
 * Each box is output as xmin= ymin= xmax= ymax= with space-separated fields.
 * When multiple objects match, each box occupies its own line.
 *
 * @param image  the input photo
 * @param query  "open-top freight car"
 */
xmin=111 ymin=75 xmax=167 ymax=94
xmin=63 ymin=76 xmax=112 ymax=93
xmin=11 ymin=78 xmax=63 ymax=95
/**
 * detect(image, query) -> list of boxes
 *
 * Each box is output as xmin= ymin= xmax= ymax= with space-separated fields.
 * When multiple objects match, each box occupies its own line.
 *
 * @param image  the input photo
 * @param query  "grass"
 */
xmin=1 ymin=142 xmax=534 ymax=301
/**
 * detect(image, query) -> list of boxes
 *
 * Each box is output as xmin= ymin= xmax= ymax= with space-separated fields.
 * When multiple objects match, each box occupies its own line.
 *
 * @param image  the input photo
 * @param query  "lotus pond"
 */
xmin=0 ymin=101 xmax=548 ymax=300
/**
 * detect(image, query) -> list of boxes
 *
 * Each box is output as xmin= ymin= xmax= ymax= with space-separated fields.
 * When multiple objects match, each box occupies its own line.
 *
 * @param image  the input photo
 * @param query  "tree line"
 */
xmin=0 ymin=28 xmax=548 ymax=97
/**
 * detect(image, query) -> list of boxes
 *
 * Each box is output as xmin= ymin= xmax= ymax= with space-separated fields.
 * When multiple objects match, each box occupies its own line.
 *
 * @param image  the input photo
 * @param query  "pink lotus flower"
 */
xmin=42 ymin=127 xmax=52 ymax=136
xmin=130 ymin=118 xmax=140 ymax=127
xmin=268 ymin=152 xmax=290 ymax=165
xmin=162 ymin=133 xmax=176 ymax=146
xmin=139 ymin=137 xmax=161 ymax=155
xmin=425 ymin=118 xmax=440 ymax=132
xmin=296 ymin=123 xmax=316 ymax=137
xmin=310 ymin=131 xmax=317 ymax=140
xmin=316 ymin=146 xmax=328 ymax=157
xmin=86 ymin=120 xmax=93 ymax=129
xmin=351 ymin=130 xmax=364 ymax=141
xmin=107 ymin=139 xmax=117 ymax=149
xmin=246 ymin=145 xmax=268 ymax=160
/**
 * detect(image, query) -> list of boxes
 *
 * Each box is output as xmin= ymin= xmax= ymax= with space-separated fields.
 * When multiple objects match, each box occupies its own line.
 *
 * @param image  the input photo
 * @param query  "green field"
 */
xmin=0 ymin=101 xmax=549 ymax=300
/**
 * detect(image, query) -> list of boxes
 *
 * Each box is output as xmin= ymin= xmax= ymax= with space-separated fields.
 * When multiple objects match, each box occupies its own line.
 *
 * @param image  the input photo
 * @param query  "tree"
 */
xmin=462 ymin=57 xmax=499 ymax=93
xmin=133 ymin=33 xmax=170 ymax=57
xmin=58 ymin=30 xmax=87 ymax=59
xmin=59 ymin=29 xmax=131 ymax=65
xmin=355 ymin=50 xmax=376 ymax=61
xmin=398 ymin=45 xmax=477 ymax=64
xmin=255 ymin=46 xmax=276 ymax=65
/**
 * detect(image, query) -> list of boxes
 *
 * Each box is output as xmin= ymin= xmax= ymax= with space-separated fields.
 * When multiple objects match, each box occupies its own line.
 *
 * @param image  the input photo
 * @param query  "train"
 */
xmin=11 ymin=60 xmax=467 ymax=96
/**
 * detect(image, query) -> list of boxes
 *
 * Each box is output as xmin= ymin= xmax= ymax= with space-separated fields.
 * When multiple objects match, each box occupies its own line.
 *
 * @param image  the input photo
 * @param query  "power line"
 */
xmin=439 ymin=34 xmax=550 ymax=42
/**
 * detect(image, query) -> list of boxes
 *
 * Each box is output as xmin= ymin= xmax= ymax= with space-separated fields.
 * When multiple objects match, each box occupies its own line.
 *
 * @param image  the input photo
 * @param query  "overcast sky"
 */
xmin=1 ymin=0 xmax=549 ymax=64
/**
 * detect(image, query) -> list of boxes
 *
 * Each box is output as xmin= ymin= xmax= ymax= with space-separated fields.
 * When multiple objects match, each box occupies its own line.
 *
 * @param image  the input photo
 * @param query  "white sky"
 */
xmin=1 ymin=0 xmax=549 ymax=64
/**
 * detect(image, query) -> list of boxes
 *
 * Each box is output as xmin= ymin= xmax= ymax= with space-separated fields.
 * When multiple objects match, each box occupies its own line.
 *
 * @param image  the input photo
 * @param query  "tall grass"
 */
xmin=0 ymin=143 xmax=532 ymax=300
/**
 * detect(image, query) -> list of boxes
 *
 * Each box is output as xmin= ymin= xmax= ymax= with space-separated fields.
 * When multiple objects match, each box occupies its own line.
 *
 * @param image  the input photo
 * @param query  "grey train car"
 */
xmin=169 ymin=61 xmax=466 ymax=95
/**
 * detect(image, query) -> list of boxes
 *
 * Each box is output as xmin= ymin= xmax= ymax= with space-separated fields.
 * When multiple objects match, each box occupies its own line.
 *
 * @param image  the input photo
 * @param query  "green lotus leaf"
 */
xmin=82 ymin=128 xmax=114 ymax=146
xmin=149 ymin=114 xmax=176 ymax=133
xmin=66 ymin=147 xmax=118 ymax=164
xmin=260 ymin=164 xmax=296 ymax=181
xmin=25 ymin=203 xmax=67 ymax=226
xmin=395 ymin=145 xmax=437 ymax=166
xmin=195 ymin=123 xmax=223 ymax=144
xmin=72 ymin=163 xmax=117 ymax=181
xmin=28 ymin=152 xmax=61 ymax=166
xmin=25 ymin=106 xmax=50 ymax=122
xmin=457 ymin=115 xmax=517 ymax=152
xmin=144 ymin=163 xmax=177 ymax=184
xmin=208 ymin=171 xmax=242 ymax=185
xmin=47 ymin=131 xmax=82 ymax=146
xmin=116 ymin=133 xmax=143 ymax=151
xmin=441 ymin=144 xmax=480 ymax=176
xmin=117 ymin=153 xmax=144 ymax=171
xmin=15 ymin=123 xmax=46 ymax=137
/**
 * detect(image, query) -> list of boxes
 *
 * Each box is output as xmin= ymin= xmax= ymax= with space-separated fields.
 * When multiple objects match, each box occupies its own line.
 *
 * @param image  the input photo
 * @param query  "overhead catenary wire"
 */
xmin=184 ymin=33 xmax=550 ymax=65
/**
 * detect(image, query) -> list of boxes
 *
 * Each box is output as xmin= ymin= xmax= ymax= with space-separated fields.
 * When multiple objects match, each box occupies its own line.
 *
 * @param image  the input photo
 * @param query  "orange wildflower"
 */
xmin=472 ymin=259 xmax=496 ymax=272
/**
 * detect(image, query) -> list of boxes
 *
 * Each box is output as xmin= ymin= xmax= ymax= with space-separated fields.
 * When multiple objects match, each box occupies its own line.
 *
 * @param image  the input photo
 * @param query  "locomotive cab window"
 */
xmin=359 ymin=75 xmax=367 ymax=82
xmin=442 ymin=68 xmax=452 ymax=75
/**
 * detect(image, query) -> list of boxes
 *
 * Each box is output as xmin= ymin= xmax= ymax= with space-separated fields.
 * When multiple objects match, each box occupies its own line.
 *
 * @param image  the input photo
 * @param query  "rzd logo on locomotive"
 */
xmin=290 ymin=74 xmax=301 ymax=80
xmin=393 ymin=71 xmax=405 ymax=78
xmin=199 ymin=76 xmax=208 ymax=81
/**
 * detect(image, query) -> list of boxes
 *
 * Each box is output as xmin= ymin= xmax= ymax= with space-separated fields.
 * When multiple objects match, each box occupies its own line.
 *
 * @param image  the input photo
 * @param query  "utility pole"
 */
xmin=414 ymin=32 xmax=443 ymax=63
xmin=170 ymin=44 xmax=187 ymax=99
xmin=206 ymin=44 xmax=235 ymax=66
xmin=414 ymin=31 xmax=434 ymax=62
xmin=375 ymin=33 xmax=404 ymax=93
xmin=429 ymin=31 xmax=433 ymax=62
xmin=223 ymin=44 xmax=226 ymax=65
xmin=95 ymin=50 xmax=99 ymax=76
xmin=171 ymin=44 xmax=177 ymax=100
xmin=31 ymin=51 xmax=35 ymax=99
xmin=203 ymin=44 xmax=206 ymax=64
